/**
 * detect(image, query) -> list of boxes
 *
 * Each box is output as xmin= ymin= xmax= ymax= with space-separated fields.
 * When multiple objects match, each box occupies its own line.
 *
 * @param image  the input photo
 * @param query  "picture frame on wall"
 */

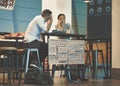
xmin=0 ymin=0 xmax=16 ymax=10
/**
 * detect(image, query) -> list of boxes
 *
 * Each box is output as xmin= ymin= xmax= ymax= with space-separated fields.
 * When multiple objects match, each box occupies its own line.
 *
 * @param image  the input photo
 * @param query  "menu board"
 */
xmin=48 ymin=39 xmax=85 ymax=64
xmin=68 ymin=40 xmax=85 ymax=64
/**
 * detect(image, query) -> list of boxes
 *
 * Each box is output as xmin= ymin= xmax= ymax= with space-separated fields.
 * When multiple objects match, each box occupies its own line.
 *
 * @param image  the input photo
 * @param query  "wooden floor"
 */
xmin=1 ymin=76 xmax=120 ymax=86
xmin=0 ymin=66 xmax=113 ymax=86
xmin=0 ymin=65 xmax=112 ymax=86
xmin=0 ymin=66 xmax=116 ymax=86
xmin=52 ymin=78 xmax=120 ymax=86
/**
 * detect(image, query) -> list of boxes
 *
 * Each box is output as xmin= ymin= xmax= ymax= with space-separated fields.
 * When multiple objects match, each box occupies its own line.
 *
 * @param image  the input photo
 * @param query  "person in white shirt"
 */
xmin=24 ymin=9 xmax=53 ymax=62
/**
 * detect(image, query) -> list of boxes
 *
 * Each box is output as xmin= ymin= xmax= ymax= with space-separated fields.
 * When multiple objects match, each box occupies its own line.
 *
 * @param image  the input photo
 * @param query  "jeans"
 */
xmin=26 ymin=40 xmax=48 ymax=63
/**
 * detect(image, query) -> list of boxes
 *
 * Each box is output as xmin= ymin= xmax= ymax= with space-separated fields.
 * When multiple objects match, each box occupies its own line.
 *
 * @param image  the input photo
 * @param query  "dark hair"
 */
xmin=57 ymin=14 xmax=65 ymax=20
xmin=41 ymin=9 xmax=52 ymax=17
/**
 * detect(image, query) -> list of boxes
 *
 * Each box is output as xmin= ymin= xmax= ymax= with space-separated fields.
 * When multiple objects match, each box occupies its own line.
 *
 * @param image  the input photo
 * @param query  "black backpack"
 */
xmin=24 ymin=67 xmax=53 ymax=85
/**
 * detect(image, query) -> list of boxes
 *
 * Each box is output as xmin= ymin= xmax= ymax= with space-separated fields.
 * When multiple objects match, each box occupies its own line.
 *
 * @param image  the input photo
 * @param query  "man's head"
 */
xmin=41 ymin=9 xmax=52 ymax=22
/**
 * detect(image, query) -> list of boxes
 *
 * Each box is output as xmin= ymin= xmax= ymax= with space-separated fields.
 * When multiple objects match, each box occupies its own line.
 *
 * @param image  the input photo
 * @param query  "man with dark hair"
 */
xmin=24 ymin=9 xmax=53 ymax=62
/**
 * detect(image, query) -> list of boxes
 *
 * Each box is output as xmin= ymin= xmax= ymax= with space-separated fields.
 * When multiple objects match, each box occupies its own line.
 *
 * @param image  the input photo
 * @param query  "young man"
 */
xmin=24 ymin=9 xmax=53 ymax=62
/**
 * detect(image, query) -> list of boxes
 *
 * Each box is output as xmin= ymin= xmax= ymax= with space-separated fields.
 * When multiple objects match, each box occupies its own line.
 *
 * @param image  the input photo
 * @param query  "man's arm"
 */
xmin=46 ymin=15 xmax=53 ymax=32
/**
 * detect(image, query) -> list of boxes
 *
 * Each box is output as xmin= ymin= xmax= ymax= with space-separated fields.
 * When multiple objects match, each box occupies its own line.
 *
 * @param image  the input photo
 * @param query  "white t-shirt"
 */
xmin=24 ymin=15 xmax=46 ymax=42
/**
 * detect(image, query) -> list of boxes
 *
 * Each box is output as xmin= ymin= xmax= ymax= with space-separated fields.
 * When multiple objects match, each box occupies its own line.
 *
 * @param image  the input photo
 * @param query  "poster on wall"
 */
xmin=48 ymin=39 xmax=85 ymax=64
xmin=0 ymin=0 xmax=16 ymax=10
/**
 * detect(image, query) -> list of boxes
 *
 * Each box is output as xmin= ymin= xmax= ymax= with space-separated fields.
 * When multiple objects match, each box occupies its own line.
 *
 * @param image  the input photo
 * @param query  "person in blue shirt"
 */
xmin=55 ymin=13 xmax=73 ymax=34
xmin=52 ymin=13 xmax=73 ymax=79
xmin=24 ymin=9 xmax=53 ymax=63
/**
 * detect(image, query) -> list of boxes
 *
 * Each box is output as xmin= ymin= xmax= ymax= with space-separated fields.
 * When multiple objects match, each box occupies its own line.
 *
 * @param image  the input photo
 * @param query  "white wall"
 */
xmin=42 ymin=0 xmax=71 ymax=32
xmin=112 ymin=0 xmax=120 ymax=68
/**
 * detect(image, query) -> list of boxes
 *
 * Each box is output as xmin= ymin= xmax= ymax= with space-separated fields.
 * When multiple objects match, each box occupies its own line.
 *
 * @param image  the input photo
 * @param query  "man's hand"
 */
xmin=46 ymin=14 xmax=53 ymax=32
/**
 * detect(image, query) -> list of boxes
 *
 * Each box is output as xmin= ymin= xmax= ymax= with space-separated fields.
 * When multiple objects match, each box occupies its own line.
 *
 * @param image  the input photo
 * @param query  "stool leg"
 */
xmin=25 ymin=49 xmax=30 ymax=74
xmin=86 ymin=52 xmax=91 ymax=74
xmin=20 ymin=50 xmax=27 ymax=80
xmin=36 ymin=50 xmax=40 ymax=67
xmin=85 ymin=51 xmax=91 ymax=65
xmin=22 ymin=50 xmax=27 ymax=67
xmin=24 ymin=49 xmax=30 ymax=83
xmin=66 ymin=65 xmax=72 ymax=81
xmin=92 ymin=50 xmax=98 ymax=79
xmin=3 ymin=57 xmax=6 ymax=85
xmin=92 ymin=51 xmax=95 ymax=79
xmin=100 ymin=51 xmax=106 ymax=78
xmin=95 ymin=50 xmax=98 ymax=79
xmin=16 ymin=52 xmax=19 ymax=80
xmin=7 ymin=56 xmax=12 ymax=85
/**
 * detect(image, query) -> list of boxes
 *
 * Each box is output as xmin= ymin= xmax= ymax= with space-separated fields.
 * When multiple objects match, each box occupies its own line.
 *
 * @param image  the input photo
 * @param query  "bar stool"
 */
xmin=0 ymin=47 xmax=17 ymax=85
xmin=21 ymin=48 xmax=41 ymax=81
xmin=85 ymin=49 xmax=106 ymax=79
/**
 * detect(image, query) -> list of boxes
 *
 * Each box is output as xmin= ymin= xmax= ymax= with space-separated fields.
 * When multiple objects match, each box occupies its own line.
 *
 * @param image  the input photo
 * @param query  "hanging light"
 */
xmin=83 ymin=0 xmax=91 ymax=3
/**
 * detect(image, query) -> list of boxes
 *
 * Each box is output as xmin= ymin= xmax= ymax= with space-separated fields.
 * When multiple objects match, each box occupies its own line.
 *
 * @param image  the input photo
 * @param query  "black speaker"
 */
xmin=87 ymin=15 xmax=111 ymax=38
xmin=88 ymin=0 xmax=111 ymax=15
xmin=87 ymin=0 xmax=111 ymax=38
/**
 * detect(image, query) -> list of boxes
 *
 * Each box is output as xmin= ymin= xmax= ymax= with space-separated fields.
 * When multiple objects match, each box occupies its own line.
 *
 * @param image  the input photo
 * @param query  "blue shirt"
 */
xmin=56 ymin=23 xmax=73 ymax=34
xmin=24 ymin=15 xmax=46 ymax=42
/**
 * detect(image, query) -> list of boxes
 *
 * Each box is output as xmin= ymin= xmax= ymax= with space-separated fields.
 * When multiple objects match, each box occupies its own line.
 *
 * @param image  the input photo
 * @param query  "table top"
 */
xmin=41 ymin=32 xmax=111 ymax=41
xmin=41 ymin=32 xmax=86 ymax=37
xmin=4 ymin=36 xmax=24 ymax=40
xmin=0 ymin=32 xmax=11 ymax=35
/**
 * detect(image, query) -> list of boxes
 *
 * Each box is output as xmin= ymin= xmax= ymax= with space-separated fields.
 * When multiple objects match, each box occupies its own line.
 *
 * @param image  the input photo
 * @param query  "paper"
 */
xmin=48 ymin=39 xmax=85 ymax=65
